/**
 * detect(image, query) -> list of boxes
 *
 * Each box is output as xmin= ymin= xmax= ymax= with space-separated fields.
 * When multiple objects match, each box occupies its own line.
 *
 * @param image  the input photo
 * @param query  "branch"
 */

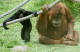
xmin=0 ymin=0 xmax=30 ymax=19
xmin=0 ymin=0 xmax=60 ymax=27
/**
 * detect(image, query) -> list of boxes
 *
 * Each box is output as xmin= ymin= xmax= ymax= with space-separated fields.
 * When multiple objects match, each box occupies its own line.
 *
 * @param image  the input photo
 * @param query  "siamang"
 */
xmin=3 ymin=9 xmax=37 ymax=42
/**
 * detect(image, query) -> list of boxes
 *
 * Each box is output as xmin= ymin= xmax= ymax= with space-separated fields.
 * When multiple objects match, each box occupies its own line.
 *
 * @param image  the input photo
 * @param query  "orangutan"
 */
xmin=36 ymin=2 xmax=79 ymax=45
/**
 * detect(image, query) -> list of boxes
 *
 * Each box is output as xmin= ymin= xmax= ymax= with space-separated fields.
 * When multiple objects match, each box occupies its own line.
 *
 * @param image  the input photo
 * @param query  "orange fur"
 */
xmin=36 ymin=2 xmax=79 ymax=45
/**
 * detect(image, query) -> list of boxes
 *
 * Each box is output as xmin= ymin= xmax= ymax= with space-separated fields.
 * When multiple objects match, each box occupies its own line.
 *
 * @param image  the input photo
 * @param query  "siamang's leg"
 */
xmin=20 ymin=18 xmax=32 ymax=42
xmin=21 ymin=24 xmax=32 ymax=42
xmin=24 ymin=25 xmax=32 ymax=42
xmin=21 ymin=26 xmax=26 ymax=40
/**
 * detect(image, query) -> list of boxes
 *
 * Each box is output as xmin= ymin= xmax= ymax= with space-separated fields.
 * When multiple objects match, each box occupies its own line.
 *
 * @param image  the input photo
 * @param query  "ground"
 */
xmin=0 ymin=0 xmax=80 ymax=52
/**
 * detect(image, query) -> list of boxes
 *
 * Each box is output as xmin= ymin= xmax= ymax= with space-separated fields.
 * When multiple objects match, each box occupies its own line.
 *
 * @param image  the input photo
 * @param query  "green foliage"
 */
xmin=61 ymin=0 xmax=80 ymax=20
xmin=0 ymin=0 xmax=80 ymax=52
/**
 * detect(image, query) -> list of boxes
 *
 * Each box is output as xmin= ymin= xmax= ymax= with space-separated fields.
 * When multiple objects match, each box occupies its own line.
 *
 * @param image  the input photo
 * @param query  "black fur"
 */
xmin=3 ymin=9 xmax=37 ymax=42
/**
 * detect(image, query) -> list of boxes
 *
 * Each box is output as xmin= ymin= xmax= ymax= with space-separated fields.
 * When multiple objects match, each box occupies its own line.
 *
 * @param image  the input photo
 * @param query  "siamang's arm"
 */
xmin=3 ymin=9 xmax=38 ymax=30
xmin=3 ymin=9 xmax=25 ymax=30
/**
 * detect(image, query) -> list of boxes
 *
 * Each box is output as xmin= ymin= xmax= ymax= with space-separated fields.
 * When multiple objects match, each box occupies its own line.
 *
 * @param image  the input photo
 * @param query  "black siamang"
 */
xmin=3 ymin=9 xmax=37 ymax=42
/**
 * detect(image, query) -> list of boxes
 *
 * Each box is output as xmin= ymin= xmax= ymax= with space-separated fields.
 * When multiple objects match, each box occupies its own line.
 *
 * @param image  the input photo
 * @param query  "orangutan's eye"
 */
xmin=54 ymin=13 xmax=62 ymax=18
xmin=54 ymin=14 xmax=57 ymax=18
xmin=58 ymin=13 xmax=62 ymax=17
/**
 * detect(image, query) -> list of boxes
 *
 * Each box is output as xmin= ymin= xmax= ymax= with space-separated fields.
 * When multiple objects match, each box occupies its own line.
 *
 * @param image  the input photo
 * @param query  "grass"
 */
xmin=0 ymin=0 xmax=80 ymax=52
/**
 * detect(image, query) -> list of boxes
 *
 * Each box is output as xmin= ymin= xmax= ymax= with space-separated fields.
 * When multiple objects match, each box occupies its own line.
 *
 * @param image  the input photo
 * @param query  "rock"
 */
xmin=12 ymin=45 xmax=29 ymax=51
xmin=74 ymin=0 xmax=80 ymax=2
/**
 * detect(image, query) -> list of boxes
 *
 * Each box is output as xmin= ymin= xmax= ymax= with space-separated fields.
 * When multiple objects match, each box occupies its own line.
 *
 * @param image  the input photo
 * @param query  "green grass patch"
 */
xmin=0 ymin=0 xmax=80 ymax=52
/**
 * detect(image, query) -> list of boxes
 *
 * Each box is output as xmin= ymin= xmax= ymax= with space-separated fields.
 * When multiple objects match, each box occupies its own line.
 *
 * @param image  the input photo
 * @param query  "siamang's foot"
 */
xmin=25 ymin=40 xmax=30 ymax=43
xmin=4 ymin=27 xmax=9 ymax=30
xmin=3 ymin=22 xmax=9 ymax=30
